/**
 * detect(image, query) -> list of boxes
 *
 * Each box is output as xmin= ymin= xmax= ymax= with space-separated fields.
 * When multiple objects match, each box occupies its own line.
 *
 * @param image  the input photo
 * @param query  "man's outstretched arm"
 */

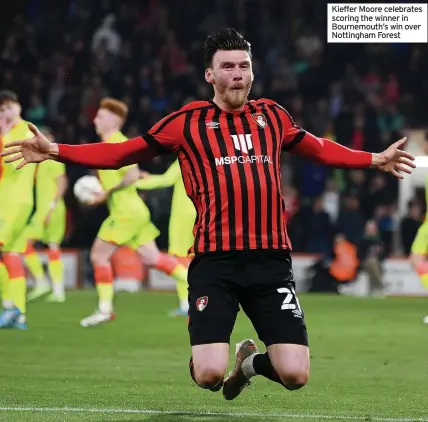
xmin=288 ymin=131 xmax=414 ymax=178
xmin=272 ymin=101 xmax=415 ymax=178
xmin=281 ymin=126 xmax=414 ymax=178
xmin=53 ymin=136 xmax=165 ymax=169
xmin=285 ymin=132 xmax=373 ymax=168
xmin=1 ymin=114 xmax=182 ymax=170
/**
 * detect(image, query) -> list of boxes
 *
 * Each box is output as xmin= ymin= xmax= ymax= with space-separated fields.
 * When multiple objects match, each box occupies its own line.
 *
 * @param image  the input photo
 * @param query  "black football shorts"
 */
xmin=187 ymin=250 xmax=308 ymax=347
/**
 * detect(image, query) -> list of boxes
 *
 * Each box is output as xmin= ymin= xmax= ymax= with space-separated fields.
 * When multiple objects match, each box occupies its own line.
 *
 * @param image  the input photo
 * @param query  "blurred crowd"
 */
xmin=1 ymin=0 xmax=427 ymax=255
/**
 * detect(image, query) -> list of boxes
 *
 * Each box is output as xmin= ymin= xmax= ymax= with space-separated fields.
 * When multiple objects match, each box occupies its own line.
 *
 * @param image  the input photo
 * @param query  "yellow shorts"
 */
xmin=97 ymin=214 xmax=160 ymax=250
xmin=25 ymin=203 xmax=66 ymax=245
xmin=0 ymin=204 xmax=33 ymax=253
xmin=168 ymin=212 xmax=195 ymax=257
xmin=411 ymin=222 xmax=428 ymax=255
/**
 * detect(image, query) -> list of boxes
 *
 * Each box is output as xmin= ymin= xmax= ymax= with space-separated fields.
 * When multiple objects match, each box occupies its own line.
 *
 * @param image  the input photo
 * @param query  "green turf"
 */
xmin=0 ymin=291 xmax=427 ymax=421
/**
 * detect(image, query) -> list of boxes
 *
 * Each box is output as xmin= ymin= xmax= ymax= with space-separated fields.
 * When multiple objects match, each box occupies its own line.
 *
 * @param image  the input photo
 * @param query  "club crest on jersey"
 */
xmin=251 ymin=113 xmax=267 ymax=128
xmin=196 ymin=296 xmax=208 ymax=312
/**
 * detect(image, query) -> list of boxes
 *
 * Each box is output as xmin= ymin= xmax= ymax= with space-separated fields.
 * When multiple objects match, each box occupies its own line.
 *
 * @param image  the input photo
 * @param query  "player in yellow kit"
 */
xmin=80 ymin=97 xmax=189 ymax=327
xmin=409 ymin=134 xmax=428 ymax=323
xmin=137 ymin=159 xmax=196 ymax=316
xmin=0 ymin=90 xmax=36 ymax=329
xmin=0 ymin=114 xmax=10 ymax=304
xmin=410 ymin=172 xmax=428 ymax=324
xmin=25 ymin=127 xmax=68 ymax=303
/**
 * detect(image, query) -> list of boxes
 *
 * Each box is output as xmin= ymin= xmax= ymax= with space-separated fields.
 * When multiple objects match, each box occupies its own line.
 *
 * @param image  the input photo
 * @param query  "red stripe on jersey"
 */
xmin=204 ymin=108 xmax=231 ymax=251
xmin=234 ymin=115 xmax=257 ymax=249
xmin=223 ymin=114 xmax=245 ymax=250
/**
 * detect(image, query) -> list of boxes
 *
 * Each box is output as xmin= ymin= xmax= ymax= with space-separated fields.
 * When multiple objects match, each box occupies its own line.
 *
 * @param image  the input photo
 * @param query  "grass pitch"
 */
xmin=0 ymin=291 xmax=427 ymax=421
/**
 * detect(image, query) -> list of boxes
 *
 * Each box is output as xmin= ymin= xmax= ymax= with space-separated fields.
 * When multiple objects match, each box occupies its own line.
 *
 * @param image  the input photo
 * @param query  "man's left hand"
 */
xmin=372 ymin=137 xmax=416 ymax=179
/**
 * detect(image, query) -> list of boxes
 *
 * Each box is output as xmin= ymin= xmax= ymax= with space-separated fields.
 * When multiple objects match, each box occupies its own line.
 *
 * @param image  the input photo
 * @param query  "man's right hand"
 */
xmin=0 ymin=123 xmax=58 ymax=169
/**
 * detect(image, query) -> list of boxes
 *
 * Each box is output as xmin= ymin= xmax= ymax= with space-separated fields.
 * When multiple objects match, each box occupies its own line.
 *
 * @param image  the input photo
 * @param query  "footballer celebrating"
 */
xmin=2 ymin=29 xmax=415 ymax=397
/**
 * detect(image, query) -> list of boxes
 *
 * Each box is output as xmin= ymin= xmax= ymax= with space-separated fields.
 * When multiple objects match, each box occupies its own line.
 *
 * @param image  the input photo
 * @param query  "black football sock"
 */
xmin=252 ymin=352 xmax=302 ymax=391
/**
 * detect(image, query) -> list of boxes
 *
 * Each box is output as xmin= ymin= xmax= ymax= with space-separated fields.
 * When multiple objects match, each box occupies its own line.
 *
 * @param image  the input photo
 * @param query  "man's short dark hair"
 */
xmin=0 ymin=90 xmax=18 ymax=106
xmin=203 ymin=28 xmax=252 ymax=68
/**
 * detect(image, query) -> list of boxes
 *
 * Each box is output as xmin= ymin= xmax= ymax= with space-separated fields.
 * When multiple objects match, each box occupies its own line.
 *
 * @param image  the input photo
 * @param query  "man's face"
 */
xmin=205 ymin=50 xmax=253 ymax=110
xmin=0 ymin=101 xmax=21 ymax=123
xmin=93 ymin=108 xmax=121 ymax=135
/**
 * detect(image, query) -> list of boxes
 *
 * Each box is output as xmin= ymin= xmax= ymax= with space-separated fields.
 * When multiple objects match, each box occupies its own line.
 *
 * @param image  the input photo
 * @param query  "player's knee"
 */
xmin=137 ymin=244 xmax=160 ymax=267
xmin=194 ymin=365 xmax=225 ymax=389
xmin=276 ymin=367 xmax=309 ymax=390
xmin=90 ymin=250 xmax=109 ymax=266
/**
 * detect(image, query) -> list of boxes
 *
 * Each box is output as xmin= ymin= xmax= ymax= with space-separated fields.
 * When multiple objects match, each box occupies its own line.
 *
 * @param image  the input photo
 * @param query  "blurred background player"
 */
xmin=137 ymin=159 xmax=196 ymax=316
xmin=80 ymin=97 xmax=189 ymax=327
xmin=25 ymin=127 xmax=68 ymax=303
xmin=0 ymin=114 xmax=9 ymax=303
xmin=409 ymin=133 xmax=428 ymax=324
xmin=409 ymin=178 xmax=428 ymax=324
xmin=0 ymin=90 xmax=36 ymax=329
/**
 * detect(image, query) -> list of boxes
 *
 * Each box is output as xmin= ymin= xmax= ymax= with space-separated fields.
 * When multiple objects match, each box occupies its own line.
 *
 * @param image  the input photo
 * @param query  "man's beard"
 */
xmin=224 ymin=84 xmax=251 ymax=109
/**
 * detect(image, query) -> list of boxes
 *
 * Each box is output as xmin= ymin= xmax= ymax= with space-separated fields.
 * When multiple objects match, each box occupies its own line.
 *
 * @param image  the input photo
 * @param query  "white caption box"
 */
xmin=327 ymin=3 xmax=428 ymax=43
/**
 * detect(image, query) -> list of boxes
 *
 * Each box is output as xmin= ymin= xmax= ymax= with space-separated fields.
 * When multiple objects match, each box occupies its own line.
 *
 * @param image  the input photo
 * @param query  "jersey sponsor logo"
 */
xmin=232 ymin=134 xmax=253 ymax=154
xmin=251 ymin=113 xmax=267 ymax=128
xmin=196 ymin=296 xmax=208 ymax=311
xmin=215 ymin=134 xmax=272 ymax=166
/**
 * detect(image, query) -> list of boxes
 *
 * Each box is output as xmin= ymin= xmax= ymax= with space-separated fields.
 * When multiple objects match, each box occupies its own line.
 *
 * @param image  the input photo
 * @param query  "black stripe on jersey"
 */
xmin=198 ymin=108 xmax=222 ymax=250
xmin=242 ymin=106 xmax=263 ymax=248
xmin=212 ymin=109 xmax=235 ymax=250
xmin=143 ymin=133 xmax=172 ymax=154
xmin=273 ymin=103 xmax=298 ymax=127
xmin=183 ymin=110 xmax=211 ymax=252
xmin=281 ymin=129 xmax=306 ymax=152
xmin=268 ymin=104 xmax=286 ymax=246
xmin=226 ymin=113 xmax=250 ymax=249
xmin=269 ymin=104 xmax=283 ymax=143
xmin=152 ymin=105 xmax=214 ymax=135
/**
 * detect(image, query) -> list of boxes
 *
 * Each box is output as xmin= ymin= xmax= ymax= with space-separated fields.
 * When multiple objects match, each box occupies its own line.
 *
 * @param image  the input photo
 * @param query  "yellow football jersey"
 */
xmin=0 ymin=119 xmax=36 ymax=206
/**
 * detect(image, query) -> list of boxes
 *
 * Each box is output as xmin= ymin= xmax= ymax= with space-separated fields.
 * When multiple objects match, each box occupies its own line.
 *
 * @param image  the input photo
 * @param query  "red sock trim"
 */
xmin=3 ymin=253 xmax=25 ymax=279
xmin=48 ymin=249 xmax=61 ymax=261
xmin=94 ymin=264 xmax=113 ymax=284
xmin=155 ymin=253 xmax=179 ymax=275
xmin=416 ymin=261 xmax=428 ymax=275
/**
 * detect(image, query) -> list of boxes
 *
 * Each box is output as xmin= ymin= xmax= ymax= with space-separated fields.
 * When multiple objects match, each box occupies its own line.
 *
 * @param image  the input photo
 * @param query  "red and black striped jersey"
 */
xmin=145 ymin=99 xmax=305 ymax=254
xmin=57 ymin=99 xmax=372 ymax=254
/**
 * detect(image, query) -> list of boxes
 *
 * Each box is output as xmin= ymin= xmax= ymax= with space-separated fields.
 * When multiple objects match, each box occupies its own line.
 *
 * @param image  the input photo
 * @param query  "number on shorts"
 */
xmin=277 ymin=286 xmax=302 ymax=312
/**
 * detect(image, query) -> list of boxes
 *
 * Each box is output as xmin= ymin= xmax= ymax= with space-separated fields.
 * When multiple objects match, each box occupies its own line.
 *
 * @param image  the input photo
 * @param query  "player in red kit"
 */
xmin=2 ymin=29 xmax=415 ymax=399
